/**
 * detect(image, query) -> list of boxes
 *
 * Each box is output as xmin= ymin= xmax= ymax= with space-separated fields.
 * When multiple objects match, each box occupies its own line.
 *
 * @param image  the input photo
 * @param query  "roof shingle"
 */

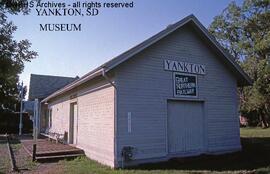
xmin=28 ymin=74 xmax=78 ymax=100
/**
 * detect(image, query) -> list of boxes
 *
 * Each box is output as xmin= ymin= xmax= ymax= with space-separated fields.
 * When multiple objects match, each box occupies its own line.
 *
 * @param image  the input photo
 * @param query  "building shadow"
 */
xmin=127 ymin=137 xmax=270 ymax=171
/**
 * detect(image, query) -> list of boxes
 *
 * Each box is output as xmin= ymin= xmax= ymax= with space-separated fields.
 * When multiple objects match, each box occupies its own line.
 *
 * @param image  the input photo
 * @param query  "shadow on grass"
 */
xmin=129 ymin=137 xmax=270 ymax=172
xmin=9 ymin=135 xmax=21 ymax=144
xmin=0 ymin=135 xmax=20 ymax=144
xmin=0 ymin=135 xmax=7 ymax=144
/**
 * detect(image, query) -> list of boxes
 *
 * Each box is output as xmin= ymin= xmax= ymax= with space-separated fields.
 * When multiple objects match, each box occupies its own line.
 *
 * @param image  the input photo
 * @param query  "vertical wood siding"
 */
xmin=167 ymin=101 xmax=204 ymax=154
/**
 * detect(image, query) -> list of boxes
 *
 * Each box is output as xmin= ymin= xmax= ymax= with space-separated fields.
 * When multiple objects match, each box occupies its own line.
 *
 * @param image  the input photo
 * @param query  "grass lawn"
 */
xmin=240 ymin=127 xmax=270 ymax=138
xmin=59 ymin=127 xmax=270 ymax=174
xmin=1 ymin=129 xmax=269 ymax=173
xmin=0 ymin=144 xmax=10 ymax=174
xmin=0 ymin=136 xmax=10 ymax=174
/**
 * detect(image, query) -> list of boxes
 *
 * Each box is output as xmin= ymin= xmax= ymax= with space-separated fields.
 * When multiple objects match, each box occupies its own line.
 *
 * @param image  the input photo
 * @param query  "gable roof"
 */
xmin=42 ymin=14 xmax=252 ymax=102
xmin=29 ymin=74 xmax=78 ymax=101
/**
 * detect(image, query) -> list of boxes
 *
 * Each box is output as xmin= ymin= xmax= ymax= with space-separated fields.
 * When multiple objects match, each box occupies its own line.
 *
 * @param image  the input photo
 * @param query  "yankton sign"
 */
xmin=164 ymin=59 xmax=206 ymax=75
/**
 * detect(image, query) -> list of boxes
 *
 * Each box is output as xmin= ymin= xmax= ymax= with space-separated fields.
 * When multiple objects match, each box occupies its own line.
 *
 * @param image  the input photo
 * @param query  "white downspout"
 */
xmin=102 ymin=68 xmax=116 ymax=88
xmin=102 ymin=68 xmax=118 ymax=168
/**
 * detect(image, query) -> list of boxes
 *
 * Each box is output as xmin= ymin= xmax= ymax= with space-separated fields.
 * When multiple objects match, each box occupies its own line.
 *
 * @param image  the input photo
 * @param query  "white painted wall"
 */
xmin=115 ymin=24 xmax=241 ymax=166
xmin=47 ymin=78 xmax=116 ymax=168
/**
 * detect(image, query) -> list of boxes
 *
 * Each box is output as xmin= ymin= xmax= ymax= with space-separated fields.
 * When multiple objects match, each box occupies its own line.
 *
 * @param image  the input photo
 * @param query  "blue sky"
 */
xmin=9 ymin=0 xmax=243 ymax=98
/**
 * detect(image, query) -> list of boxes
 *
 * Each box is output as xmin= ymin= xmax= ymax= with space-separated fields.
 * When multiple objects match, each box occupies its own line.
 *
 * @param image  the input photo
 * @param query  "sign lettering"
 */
xmin=164 ymin=59 xmax=206 ymax=75
xmin=174 ymin=73 xmax=197 ymax=97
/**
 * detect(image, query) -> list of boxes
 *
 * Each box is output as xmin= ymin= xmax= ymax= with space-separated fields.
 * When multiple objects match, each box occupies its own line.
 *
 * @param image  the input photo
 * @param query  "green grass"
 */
xmin=10 ymin=142 xmax=22 ymax=151
xmin=240 ymin=127 xmax=270 ymax=138
xmin=25 ymin=159 xmax=38 ymax=170
xmin=61 ymin=157 xmax=232 ymax=174
xmin=60 ymin=127 xmax=270 ymax=174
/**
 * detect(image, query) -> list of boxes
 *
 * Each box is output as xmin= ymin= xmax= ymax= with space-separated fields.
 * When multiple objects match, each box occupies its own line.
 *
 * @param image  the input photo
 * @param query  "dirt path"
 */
xmin=22 ymin=163 xmax=64 ymax=174
xmin=9 ymin=135 xmax=65 ymax=174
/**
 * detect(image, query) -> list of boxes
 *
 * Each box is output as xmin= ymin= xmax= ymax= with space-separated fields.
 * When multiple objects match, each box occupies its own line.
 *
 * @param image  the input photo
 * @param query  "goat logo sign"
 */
xmin=173 ymin=73 xmax=197 ymax=97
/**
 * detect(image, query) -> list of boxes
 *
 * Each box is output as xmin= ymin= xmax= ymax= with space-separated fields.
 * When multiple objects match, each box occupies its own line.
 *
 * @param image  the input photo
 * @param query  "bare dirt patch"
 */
xmin=9 ymin=135 xmax=65 ymax=174
xmin=23 ymin=162 xmax=64 ymax=174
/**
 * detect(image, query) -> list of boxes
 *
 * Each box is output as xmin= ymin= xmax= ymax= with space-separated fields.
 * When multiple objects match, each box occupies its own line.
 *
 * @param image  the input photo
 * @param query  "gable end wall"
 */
xmin=114 ymin=25 xmax=241 ymax=166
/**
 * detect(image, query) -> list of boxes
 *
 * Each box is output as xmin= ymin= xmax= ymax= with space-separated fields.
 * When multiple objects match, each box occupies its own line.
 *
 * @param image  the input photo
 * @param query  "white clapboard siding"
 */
xmin=114 ymin=24 xmax=240 ymax=166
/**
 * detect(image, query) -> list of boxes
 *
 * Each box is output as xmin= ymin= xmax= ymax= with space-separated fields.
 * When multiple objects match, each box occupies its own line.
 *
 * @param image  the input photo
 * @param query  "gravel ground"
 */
xmin=0 ymin=135 xmax=64 ymax=174
xmin=0 ymin=135 xmax=11 ymax=174
xmin=23 ymin=163 xmax=64 ymax=174
xmin=10 ymin=139 xmax=36 ymax=173
xmin=9 ymin=135 xmax=64 ymax=174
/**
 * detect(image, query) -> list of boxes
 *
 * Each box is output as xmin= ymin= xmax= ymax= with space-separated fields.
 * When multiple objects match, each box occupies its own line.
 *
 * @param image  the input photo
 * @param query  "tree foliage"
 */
xmin=209 ymin=0 xmax=270 ymax=127
xmin=0 ymin=0 xmax=37 ymax=111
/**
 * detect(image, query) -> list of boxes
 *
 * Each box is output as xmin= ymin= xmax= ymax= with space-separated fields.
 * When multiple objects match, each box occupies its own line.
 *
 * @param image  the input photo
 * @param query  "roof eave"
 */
xmin=105 ymin=15 xmax=252 ymax=87
xmin=41 ymin=14 xmax=252 ymax=102
xmin=105 ymin=15 xmax=194 ymax=72
xmin=41 ymin=68 xmax=104 ymax=103
xmin=189 ymin=17 xmax=252 ymax=87
xmin=238 ymin=77 xmax=253 ymax=87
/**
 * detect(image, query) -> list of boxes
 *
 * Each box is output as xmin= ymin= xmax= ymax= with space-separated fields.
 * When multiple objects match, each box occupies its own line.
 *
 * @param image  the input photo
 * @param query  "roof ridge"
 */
xmin=42 ymin=14 xmax=252 ymax=102
xmin=31 ymin=73 xmax=77 ymax=79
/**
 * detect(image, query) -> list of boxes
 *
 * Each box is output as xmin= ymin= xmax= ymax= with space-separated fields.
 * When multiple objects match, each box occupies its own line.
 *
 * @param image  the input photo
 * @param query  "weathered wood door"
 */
xmin=168 ymin=101 xmax=204 ymax=154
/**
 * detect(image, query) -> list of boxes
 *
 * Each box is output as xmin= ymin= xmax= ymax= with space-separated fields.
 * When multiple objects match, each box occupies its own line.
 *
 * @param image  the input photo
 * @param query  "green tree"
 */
xmin=0 ymin=0 xmax=37 ymax=111
xmin=209 ymin=0 xmax=270 ymax=127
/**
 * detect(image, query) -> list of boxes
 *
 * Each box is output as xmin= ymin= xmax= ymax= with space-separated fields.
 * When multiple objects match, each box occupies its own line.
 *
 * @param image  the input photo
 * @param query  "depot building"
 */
xmin=38 ymin=15 xmax=252 ymax=168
